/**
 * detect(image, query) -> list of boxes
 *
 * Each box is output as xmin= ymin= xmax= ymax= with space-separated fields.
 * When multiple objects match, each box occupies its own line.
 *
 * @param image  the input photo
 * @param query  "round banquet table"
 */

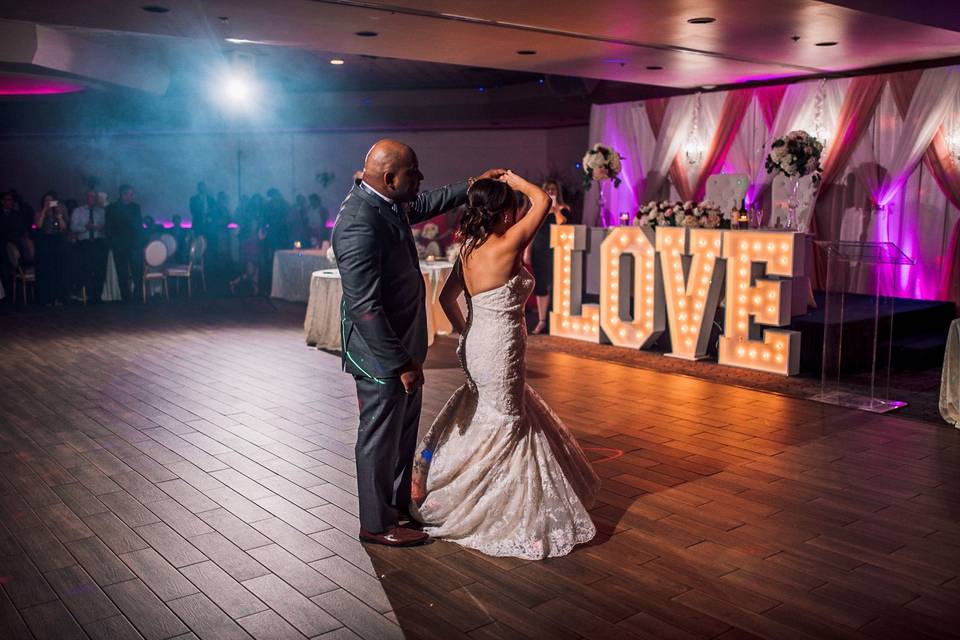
xmin=305 ymin=260 xmax=456 ymax=351
xmin=271 ymin=249 xmax=336 ymax=302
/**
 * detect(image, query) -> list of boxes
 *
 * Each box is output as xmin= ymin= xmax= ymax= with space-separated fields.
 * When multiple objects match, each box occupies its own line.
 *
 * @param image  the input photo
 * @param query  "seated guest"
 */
xmin=70 ymin=190 xmax=108 ymax=303
xmin=34 ymin=191 xmax=69 ymax=306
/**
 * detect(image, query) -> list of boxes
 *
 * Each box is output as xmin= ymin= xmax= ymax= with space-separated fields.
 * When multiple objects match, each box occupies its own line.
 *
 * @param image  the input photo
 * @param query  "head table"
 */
xmin=304 ymin=260 xmax=456 ymax=351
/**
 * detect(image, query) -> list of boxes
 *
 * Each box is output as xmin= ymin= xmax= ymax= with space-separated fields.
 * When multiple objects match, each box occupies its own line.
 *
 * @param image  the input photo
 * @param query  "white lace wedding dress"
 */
xmin=410 ymin=268 xmax=600 ymax=559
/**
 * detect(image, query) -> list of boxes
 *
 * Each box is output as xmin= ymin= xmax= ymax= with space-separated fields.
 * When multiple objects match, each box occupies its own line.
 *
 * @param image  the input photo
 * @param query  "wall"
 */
xmin=0 ymin=125 xmax=587 ymax=220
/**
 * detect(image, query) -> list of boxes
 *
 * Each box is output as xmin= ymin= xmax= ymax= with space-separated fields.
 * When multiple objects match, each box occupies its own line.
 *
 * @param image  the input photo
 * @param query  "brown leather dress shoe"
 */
xmin=359 ymin=526 xmax=429 ymax=547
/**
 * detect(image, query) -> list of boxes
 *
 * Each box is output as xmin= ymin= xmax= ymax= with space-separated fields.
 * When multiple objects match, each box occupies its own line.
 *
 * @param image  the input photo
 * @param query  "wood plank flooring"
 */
xmin=0 ymin=302 xmax=958 ymax=639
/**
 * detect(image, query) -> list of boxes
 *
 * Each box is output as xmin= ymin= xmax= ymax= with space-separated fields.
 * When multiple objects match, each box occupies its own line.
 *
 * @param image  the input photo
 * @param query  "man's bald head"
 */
xmin=361 ymin=139 xmax=423 ymax=203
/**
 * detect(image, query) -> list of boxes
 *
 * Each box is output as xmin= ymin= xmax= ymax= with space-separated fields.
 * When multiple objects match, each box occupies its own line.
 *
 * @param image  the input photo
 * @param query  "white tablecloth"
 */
xmin=102 ymin=250 xmax=122 ymax=302
xmin=305 ymin=260 xmax=456 ymax=351
xmin=940 ymin=318 xmax=960 ymax=428
xmin=271 ymin=249 xmax=335 ymax=302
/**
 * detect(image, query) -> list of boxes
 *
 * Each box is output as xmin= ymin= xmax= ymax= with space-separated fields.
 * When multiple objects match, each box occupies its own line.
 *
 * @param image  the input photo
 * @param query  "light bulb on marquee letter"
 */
xmin=599 ymin=227 xmax=664 ymax=349
xmin=719 ymin=230 xmax=802 ymax=375
xmin=549 ymin=224 xmax=600 ymax=342
xmin=656 ymin=227 xmax=726 ymax=359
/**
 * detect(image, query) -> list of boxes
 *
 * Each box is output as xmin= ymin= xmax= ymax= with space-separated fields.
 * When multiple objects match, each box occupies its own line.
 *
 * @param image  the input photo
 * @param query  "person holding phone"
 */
xmin=33 ymin=191 xmax=69 ymax=306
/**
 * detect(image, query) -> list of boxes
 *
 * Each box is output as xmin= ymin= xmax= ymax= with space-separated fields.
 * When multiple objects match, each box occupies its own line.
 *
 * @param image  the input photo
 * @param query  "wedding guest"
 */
xmin=106 ymin=184 xmax=144 ymax=302
xmin=33 ymin=191 xmax=69 ymax=306
xmin=189 ymin=182 xmax=216 ymax=239
xmin=291 ymin=194 xmax=309 ymax=245
xmin=525 ymin=179 xmax=570 ymax=334
xmin=170 ymin=214 xmax=191 ymax=262
xmin=306 ymin=193 xmax=330 ymax=246
xmin=1 ymin=191 xmax=28 ymax=299
xmin=70 ymin=190 xmax=108 ymax=303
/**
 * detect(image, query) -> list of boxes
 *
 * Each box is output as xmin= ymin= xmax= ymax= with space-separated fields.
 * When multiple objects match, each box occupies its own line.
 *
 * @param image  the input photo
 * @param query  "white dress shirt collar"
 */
xmin=360 ymin=180 xmax=394 ymax=205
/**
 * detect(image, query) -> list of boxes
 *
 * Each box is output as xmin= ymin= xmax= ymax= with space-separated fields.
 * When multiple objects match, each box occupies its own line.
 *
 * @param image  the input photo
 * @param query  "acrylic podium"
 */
xmin=813 ymin=241 xmax=915 ymax=413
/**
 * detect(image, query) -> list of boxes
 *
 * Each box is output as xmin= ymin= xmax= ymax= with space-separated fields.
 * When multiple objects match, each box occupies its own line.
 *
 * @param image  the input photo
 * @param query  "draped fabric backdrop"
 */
xmin=583 ymin=64 xmax=960 ymax=304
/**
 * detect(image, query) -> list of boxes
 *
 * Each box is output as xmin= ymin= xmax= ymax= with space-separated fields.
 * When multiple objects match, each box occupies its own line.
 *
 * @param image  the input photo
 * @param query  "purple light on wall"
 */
xmin=227 ymin=222 xmax=239 ymax=229
xmin=0 ymin=76 xmax=86 ymax=95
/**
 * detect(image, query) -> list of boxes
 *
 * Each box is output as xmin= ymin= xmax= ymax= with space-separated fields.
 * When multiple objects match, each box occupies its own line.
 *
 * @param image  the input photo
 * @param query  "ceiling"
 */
xmin=0 ymin=0 xmax=959 ymax=95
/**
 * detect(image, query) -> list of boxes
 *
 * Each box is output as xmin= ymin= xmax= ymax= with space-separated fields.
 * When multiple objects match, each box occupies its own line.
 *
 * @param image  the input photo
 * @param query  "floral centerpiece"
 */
xmin=765 ymin=130 xmax=823 ymax=182
xmin=582 ymin=143 xmax=623 ymax=191
xmin=634 ymin=200 xmax=728 ymax=229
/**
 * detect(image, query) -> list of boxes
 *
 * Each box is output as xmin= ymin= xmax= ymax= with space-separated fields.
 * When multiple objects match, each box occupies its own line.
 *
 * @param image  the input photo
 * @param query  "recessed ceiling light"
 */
xmin=815 ymin=41 xmax=838 ymax=46
xmin=646 ymin=65 xmax=663 ymax=70
xmin=330 ymin=59 xmax=345 ymax=65
xmin=355 ymin=31 xmax=378 ymax=37
xmin=141 ymin=5 xmax=170 ymax=13
xmin=687 ymin=17 xmax=715 ymax=24
xmin=701 ymin=85 xmax=717 ymax=90
xmin=517 ymin=50 xmax=537 ymax=55
xmin=217 ymin=16 xmax=229 ymax=22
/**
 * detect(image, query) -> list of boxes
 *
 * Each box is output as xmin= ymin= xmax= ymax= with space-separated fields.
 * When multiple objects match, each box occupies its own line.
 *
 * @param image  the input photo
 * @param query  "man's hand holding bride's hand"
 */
xmin=399 ymin=359 xmax=425 ymax=395
xmin=473 ymin=168 xmax=509 ymax=183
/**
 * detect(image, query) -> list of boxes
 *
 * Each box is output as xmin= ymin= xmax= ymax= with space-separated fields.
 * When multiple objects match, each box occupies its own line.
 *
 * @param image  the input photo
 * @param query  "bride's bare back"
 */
xmin=439 ymin=171 xmax=550 ymax=334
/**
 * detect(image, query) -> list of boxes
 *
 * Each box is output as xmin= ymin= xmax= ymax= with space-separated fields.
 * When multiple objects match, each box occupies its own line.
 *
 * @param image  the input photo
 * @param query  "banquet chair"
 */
xmin=193 ymin=235 xmax=207 ymax=292
xmin=165 ymin=237 xmax=203 ymax=297
xmin=6 ymin=241 xmax=35 ymax=303
xmin=142 ymin=240 xmax=169 ymax=302
xmin=704 ymin=174 xmax=748 ymax=218
xmin=159 ymin=233 xmax=178 ymax=262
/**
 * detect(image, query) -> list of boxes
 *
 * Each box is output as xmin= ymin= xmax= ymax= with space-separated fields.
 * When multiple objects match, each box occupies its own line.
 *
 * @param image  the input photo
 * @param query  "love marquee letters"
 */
xmin=550 ymin=225 xmax=803 ymax=375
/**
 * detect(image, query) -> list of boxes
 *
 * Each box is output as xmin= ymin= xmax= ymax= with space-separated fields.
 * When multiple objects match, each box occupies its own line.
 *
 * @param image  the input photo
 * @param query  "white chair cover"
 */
xmin=159 ymin=233 xmax=177 ymax=259
xmin=144 ymin=240 xmax=168 ymax=267
xmin=704 ymin=174 xmax=749 ymax=218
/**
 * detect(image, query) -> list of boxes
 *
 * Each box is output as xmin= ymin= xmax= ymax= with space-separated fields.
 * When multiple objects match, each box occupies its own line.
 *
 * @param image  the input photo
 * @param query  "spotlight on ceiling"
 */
xmin=141 ymin=5 xmax=170 ymax=13
xmin=355 ymin=31 xmax=379 ymax=37
xmin=687 ymin=17 xmax=716 ymax=24
xmin=517 ymin=50 xmax=537 ymax=55
xmin=815 ymin=41 xmax=838 ymax=46
xmin=223 ymin=73 xmax=254 ymax=102
xmin=330 ymin=59 xmax=345 ymax=65
xmin=646 ymin=65 xmax=663 ymax=70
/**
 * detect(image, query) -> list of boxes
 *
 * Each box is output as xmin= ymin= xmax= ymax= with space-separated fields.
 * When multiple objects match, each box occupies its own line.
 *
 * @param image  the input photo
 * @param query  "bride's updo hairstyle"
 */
xmin=458 ymin=178 xmax=515 ymax=258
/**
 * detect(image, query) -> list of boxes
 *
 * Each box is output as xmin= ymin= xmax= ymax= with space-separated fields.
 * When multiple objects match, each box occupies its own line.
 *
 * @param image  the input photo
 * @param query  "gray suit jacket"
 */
xmin=332 ymin=181 xmax=468 ymax=380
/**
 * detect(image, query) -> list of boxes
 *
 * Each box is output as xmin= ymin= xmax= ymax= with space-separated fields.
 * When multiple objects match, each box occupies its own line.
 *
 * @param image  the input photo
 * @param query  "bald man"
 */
xmin=332 ymin=140 xmax=505 ymax=546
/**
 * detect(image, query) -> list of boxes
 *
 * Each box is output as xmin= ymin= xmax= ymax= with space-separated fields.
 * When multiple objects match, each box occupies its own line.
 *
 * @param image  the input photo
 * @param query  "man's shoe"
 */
xmin=359 ymin=526 xmax=429 ymax=547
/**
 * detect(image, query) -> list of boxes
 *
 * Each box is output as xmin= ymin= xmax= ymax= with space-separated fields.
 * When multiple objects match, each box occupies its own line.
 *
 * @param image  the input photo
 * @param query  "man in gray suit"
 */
xmin=332 ymin=139 xmax=504 ymax=546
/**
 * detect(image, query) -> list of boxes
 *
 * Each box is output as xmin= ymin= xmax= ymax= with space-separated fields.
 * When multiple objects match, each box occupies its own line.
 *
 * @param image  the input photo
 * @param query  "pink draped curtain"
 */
xmin=755 ymin=85 xmax=787 ymax=129
xmin=649 ymin=91 xmax=753 ymax=202
xmin=691 ymin=89 xmax=755 ymax=201
xmin=892 ymin=70 xmax=960 ymax=302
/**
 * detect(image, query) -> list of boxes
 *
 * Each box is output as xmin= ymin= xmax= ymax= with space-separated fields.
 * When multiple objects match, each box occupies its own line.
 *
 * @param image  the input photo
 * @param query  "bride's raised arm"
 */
xmin=498 ymin=171 xmax=550 ymax=252
xmin=439 ymin=259 xmax=468 ymax=335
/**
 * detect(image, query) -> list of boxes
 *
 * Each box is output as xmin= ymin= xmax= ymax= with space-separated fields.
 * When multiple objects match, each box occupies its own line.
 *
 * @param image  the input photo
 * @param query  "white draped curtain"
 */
xmin=585 ymin=65 xmax=960 ymax=303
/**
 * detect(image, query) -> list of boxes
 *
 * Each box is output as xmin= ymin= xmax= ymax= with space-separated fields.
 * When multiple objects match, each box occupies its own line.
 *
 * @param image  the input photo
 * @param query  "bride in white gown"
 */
xmin=410 ymin=171 xmax=600 ymax=559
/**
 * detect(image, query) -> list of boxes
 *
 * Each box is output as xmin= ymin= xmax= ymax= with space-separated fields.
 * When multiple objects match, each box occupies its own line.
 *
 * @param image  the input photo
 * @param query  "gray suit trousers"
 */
xmin=354 ymin=375 xmax=422 ymax=533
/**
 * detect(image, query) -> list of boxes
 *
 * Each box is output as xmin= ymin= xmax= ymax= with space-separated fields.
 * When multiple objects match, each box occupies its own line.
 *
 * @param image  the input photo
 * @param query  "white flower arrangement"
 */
xmin=765 ymin=130 xmax=823 ymax=182
xmin=582 ymin=143 xmax=623 ymax=190
xmin=634 ymin=199 xmax=727 ymax=229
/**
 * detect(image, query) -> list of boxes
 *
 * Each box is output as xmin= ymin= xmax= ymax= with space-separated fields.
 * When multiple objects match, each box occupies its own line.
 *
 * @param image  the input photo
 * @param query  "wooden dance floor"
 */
xmin=1 ymin=303 xmax=958 ymax=639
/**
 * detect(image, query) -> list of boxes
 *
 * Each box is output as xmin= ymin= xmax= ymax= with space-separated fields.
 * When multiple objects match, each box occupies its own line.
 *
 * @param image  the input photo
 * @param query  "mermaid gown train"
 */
xmin=411 ymin=268 xmax=600 ymax=559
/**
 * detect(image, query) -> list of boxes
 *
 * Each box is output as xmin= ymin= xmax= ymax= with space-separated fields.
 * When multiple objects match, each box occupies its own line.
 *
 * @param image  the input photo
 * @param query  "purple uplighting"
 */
xmin=0 ymin=75 xmax=86 ymax=96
